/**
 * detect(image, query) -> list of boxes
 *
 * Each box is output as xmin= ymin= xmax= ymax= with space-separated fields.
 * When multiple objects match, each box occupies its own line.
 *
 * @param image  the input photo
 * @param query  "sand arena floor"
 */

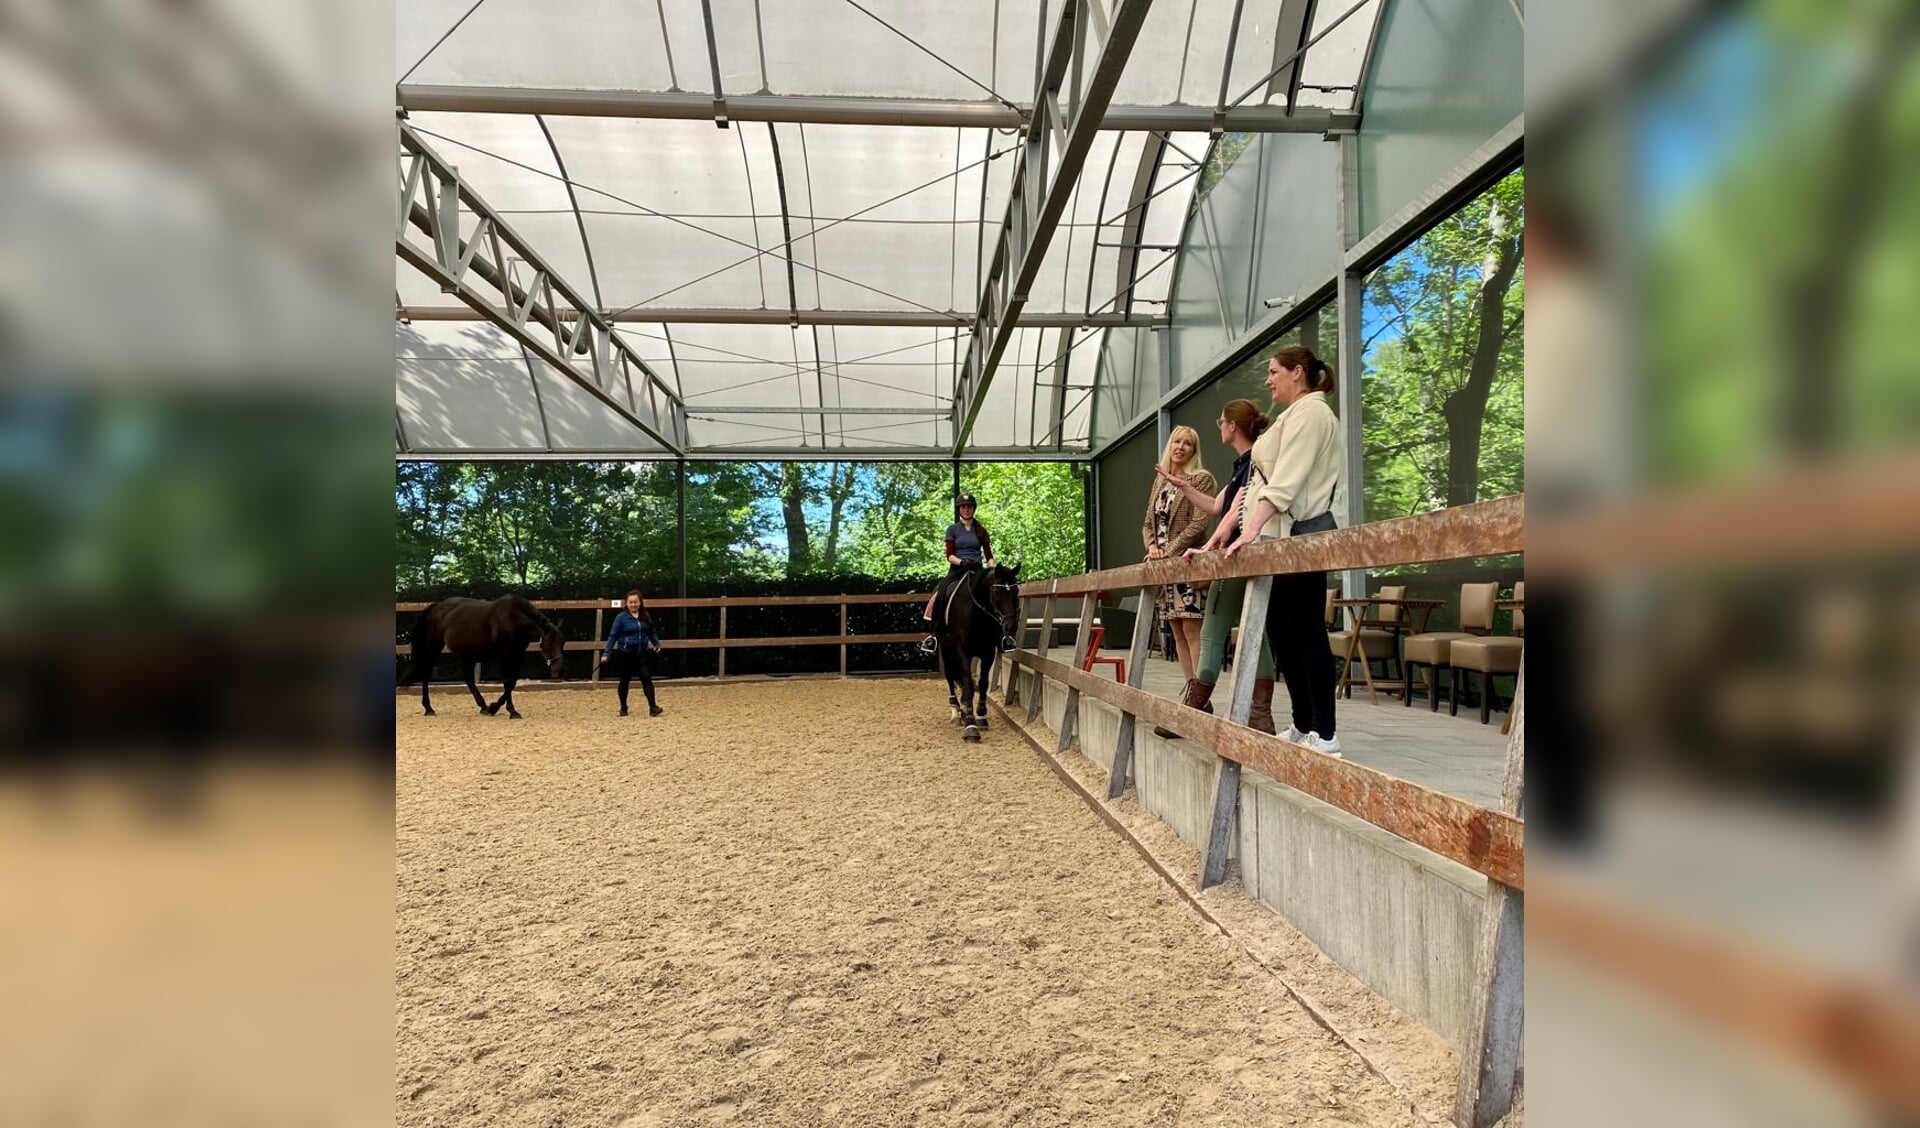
xmin=397 ymin=678 xmax=1432 ymax=1127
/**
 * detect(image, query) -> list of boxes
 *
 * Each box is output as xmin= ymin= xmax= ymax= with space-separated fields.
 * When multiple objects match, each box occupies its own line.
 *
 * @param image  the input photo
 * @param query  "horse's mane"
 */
xmin=502 ymin=594 xmax=561 ymax=637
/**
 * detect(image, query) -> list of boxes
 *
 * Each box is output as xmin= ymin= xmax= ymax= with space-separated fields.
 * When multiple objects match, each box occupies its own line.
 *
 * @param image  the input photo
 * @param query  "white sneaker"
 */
xmin=1303 ymin=732 xmax=1342 ymax=758
xmin=1279 ymin=724 xmax=1306 ymax=744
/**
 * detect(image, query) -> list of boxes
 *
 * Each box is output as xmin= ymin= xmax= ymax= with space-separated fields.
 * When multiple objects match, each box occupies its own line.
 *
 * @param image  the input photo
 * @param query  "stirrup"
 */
xmin=999 ymin=636 xmax=1016 ymax=652
xmin=919 ymin=635 xmax=939 ymax=655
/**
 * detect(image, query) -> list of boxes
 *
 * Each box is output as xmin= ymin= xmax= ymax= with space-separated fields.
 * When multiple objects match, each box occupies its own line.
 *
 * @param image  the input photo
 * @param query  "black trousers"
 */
xmin=1266 ymin=567 xmax=1338 ymax=738
xmin=608 ymin=650 xmax=657 ymax=710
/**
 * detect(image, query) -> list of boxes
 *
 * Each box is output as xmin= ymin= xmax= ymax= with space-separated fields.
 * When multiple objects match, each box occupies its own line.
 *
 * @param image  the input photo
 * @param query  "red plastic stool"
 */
xmin=1081 ymin=625 xmax=1125 ymax=682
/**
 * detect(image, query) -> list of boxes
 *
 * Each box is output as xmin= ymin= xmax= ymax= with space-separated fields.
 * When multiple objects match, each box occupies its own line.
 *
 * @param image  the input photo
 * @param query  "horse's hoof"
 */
xmin=974 ymin=715 xmax=990 ymax=729
xmin=962 ymin=725 xmax=981 ymax=743
xmin=507 ymin=712 xmax=522 ymax=720
xmin=423 ymin=709 xmax=435 ymax=717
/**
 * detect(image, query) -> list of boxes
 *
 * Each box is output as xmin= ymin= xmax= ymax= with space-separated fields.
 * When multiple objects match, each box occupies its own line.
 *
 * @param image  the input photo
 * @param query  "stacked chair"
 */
xmin=1449 ymin=581 xmax=1522 ymax=722
xmin=1402 ymin=581 xmax=1524 ymax=722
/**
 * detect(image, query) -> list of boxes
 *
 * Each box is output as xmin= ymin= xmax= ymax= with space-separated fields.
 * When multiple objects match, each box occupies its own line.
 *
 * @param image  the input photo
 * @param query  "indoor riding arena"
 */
xmin=396 ymin=0 xmax=1535 ymax=1124
xmin=396 ymin=680 xmax=1452 ymax=1126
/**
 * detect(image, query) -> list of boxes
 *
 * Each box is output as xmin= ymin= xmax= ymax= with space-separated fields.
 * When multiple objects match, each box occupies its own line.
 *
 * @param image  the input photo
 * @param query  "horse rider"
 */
xmin=919 ymin=494 xmax=1010 ymax=654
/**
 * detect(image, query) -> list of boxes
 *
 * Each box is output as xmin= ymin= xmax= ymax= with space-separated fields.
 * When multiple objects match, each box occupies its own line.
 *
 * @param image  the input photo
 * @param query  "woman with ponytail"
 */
xmin=1156 ymin=399 xmax=1279 ymax=734
xmin=1221 ymin=345 xmax=1347 ymax=756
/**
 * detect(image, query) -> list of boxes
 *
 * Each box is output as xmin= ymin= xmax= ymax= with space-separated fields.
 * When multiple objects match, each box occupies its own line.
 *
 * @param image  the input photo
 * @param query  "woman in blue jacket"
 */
xmin=600 ymin=589 xmax=663 ymax=716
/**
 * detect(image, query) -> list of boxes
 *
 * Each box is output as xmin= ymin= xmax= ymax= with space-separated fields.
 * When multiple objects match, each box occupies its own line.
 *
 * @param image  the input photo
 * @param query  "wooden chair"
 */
xmin=1081 ymin=625 xmax=1125 ymax=682
xmin=1450 ymin=581 xmax=1522 ymax=723
xmin=1402 ymin=582 xmax=1496 ymax=712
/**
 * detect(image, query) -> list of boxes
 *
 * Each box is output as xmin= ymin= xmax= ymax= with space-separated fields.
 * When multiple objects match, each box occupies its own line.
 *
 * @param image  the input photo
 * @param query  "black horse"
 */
xmin=403 ymin=595 xmax=566 ymax=719
xmin=937 ymin=561 xmax=1022 ymax=741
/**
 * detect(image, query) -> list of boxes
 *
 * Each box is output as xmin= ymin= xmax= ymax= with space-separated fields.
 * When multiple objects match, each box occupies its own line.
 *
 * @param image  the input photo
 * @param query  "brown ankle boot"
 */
xmin=1247 ymin=677 xmax=1277 ymax=734
xmin=1153 ymin=678 xmax=1214 ymax=738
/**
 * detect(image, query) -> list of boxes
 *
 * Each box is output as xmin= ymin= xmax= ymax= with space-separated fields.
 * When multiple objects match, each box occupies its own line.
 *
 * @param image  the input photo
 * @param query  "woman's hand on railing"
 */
xmin=1145 ymin=545 xmax=1167 ymax=560
xmin=1221 ymin=529 xmax=1259 ymax=559
xmin=1180 ymin=545 xmax=1212 ymax=562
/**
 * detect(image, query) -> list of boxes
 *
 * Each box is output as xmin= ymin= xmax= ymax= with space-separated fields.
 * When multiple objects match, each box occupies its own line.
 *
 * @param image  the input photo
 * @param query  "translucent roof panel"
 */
xmin=400 ymin=0 xmax=1057 ymax=99
xmin=396 ymin=320 xmax=665 ymax=453
xmin=395 ymin=0 xmax=1394 ymax=456
xmin=399 ymin=1 xmax=1373 ymax=111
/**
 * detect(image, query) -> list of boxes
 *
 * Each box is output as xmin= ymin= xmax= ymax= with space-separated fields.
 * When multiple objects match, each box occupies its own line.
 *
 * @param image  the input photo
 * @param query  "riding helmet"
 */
xmin=956 ymin=493 xmax=977 ymax=508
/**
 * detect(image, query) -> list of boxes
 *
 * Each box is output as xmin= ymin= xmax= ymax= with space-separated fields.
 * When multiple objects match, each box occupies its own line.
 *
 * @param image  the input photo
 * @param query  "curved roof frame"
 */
xmin=395 ymin=0 xmax=1386 ymax=460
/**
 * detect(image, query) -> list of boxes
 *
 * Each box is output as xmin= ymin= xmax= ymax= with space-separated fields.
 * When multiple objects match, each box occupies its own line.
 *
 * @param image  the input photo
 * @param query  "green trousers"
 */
xmin=1196 ymin=574 xmax=1275 ymax=685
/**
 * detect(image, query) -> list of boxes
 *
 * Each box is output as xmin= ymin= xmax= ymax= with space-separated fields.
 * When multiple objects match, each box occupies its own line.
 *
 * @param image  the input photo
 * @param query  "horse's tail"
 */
xmin=400 ymin=601 xmax=442 ymax=685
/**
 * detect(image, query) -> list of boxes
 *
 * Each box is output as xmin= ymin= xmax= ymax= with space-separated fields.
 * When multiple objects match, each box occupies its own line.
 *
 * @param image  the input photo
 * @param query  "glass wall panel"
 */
xmin=1354 ymin=0 xmax=1523 ymax=236
xmin=1095 ymin=425 xmax=1159 ymax=574
xmin=1251 ymin=135 xmax=1342 ymax=319
xmin=1360 ymin=168 xmax=1524 ymax=520
xmin=1090 ymin=326 xmax=1157 ymax=448
xmin=1169 ymin=133 xmax=1342 ymax=388
xmin=1168 ymin=301 xmax=1341 ymax=467
xmin=1167 ymin=178 xmax=1239 ymax=386
xmin=1358 ymin=168 xmax=1524 ymax=630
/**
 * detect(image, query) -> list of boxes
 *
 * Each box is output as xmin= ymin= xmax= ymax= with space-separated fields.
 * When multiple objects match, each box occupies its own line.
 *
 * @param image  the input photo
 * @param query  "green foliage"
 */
xmin=395 ymin=460 xmax=1088 ymax=594
xmin=963 ymin=462 xmax=1088 ymax=579
xmin=1361 ymin=169 xmax=1525 ymax=518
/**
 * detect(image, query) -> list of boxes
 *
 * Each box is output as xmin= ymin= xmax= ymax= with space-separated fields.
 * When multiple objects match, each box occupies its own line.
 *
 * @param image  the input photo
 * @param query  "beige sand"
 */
xmin=398 ymin=679 xmax=1432 ymax=1127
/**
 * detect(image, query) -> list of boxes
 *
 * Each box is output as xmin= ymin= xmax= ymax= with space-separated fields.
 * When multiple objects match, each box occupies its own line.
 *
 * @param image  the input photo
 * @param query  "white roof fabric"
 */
xmin=396 ymin=0 xmax=1383 ymax=456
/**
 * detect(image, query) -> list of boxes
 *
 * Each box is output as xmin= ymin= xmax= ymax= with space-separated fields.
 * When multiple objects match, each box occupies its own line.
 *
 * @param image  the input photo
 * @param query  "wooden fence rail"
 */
xmin=395 ymin=592 xmax=932 ymax=683
xmin=1005 ymin=496 xmax=1525 ymax=1128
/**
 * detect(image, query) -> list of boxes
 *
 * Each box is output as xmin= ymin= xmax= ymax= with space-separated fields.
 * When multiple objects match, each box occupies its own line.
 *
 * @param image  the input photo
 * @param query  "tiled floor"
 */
xmin=1095 ymin=649 xmax=1511 ymax=807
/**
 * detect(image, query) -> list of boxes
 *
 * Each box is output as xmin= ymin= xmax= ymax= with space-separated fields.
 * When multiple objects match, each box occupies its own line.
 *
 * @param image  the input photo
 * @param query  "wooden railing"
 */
xmin=395 ymin=592 xmax=932 ymax=679
xmin=1003 ymin=495 xmax=1525 ymax=1128
xmin=1010 ymin=462 xmax=1920 ymax=1125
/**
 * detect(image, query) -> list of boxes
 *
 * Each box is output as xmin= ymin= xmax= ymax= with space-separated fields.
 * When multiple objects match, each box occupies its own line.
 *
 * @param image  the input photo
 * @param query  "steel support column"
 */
xmin=397 ymin=305 xmax=1168 ymax=329
xmin=1335 ymin=132 xmax=1367 ymax=599
xmin=398 ymin=84 xmax=1358 ymax=133
xmin=952 ymin=0 xmax=1157 ymax=455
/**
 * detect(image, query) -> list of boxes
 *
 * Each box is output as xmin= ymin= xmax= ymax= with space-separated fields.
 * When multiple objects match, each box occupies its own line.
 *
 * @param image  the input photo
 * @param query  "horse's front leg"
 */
xmin=941 ymin=648 xmax=964 ymax=724
xmin=973 ymin=654 xmax=994 ymax=728
xmin=462 ymin=659 xmax=487 ymax=713
xmin=956 ymin=657 xmax=980 ymax=742
xmin=489 ymin=650 xmax=523 ymax=718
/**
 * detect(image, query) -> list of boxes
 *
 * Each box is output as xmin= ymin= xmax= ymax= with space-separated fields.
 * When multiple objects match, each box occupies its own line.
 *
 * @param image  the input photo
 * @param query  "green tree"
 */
xmin=962 ymin=462 xmax=1087 ymax=579
xmin=1361 ymin=169 xmax=1525 ymax=518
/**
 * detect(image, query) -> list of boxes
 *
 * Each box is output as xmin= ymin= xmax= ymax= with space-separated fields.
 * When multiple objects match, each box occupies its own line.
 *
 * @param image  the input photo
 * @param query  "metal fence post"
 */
xmin=717 ymin=604 xmax=727 ymax=679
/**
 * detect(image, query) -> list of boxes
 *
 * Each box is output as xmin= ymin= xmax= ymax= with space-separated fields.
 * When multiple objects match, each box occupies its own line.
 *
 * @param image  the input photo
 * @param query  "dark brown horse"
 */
xmin=404 ymin=595 xmax=566 ymax=719
xmin=938 ymin=561 xmax=1022 ymax=741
